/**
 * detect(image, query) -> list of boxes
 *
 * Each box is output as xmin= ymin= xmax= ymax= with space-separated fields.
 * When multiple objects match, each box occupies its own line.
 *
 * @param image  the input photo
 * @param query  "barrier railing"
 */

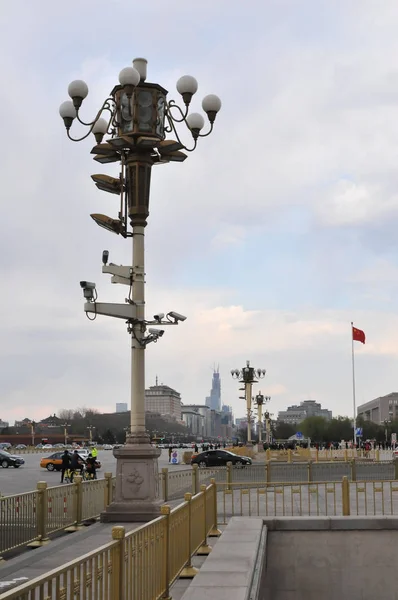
xmin=0 ymin=482 xmax=220 ymax=600
xmin=214 ymin=477 xmax=398 ymax=523
xmin=0 ymin=473 xmax=115 ymax=557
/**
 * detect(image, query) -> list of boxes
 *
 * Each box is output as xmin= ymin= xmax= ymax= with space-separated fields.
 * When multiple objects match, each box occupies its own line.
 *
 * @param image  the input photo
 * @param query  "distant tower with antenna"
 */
xmin=205 ymin=364 xmax=221 ymax=411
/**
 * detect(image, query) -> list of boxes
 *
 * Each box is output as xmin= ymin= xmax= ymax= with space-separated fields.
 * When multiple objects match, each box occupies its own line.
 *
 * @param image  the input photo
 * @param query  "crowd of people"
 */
xmin=60 ymin=448 xmax=99 ymax=483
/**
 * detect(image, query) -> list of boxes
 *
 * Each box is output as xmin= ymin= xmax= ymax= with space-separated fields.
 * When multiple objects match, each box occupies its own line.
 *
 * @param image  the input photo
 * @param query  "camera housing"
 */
xmin=102 ymin=250 xmax=109 ymax=265
xmin=167 ymin=311 xmax=187 ymax=322
xmin=80 ymin=281 xmax=96 ymax=301
xmin=153 ymin=313 xmax=165 ymax=322
xmin=148 ymin=328 xmax=165 ymax=337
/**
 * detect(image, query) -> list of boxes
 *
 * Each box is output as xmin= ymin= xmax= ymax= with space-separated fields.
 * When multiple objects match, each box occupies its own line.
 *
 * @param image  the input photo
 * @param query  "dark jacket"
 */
xmin=61 ymin=452 xmax=71 ymax=468
xmin=70 ymin=453 xmax=82 ymax=470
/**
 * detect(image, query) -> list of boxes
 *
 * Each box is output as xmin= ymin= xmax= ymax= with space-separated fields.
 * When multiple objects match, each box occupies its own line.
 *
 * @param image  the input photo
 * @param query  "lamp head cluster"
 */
xmin=231 ymin=360 xmax=266 ymax=383
xmin=59 ymin=57 xmax=221 ymax=238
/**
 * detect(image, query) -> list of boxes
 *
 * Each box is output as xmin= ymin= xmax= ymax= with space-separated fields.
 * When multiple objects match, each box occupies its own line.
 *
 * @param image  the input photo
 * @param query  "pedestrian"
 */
xmin=168 ymin=446 xmax=172 ymax=463
xmin=86 ymin=453 xmax=97 ymax=479
xmin=61 ymin=450 xmax=71 ymax=483
xmin=194 ymin=444 xmax=198 ymax=453
xmin=91 ymin=446 xmax=98 ymax=459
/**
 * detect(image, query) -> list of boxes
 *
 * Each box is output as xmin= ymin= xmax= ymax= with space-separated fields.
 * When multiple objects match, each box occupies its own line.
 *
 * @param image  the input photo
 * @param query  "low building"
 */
xmin=182 ymin=408 xmax=203 ymax=437
xmin=357 ymin=393 xmax=398 ymax=424
xmin=145 ymin=384 xmax=182 ymax=420
xmin=278 ymin=400 xmax=332 ymax=425
xmin=0 ymin=419 xmax=9 ymax=429
xmin=116 ymin=403 xmax=128 ymax=413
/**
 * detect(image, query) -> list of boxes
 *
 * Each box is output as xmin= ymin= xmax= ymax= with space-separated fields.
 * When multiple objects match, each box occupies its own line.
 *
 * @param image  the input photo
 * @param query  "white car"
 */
xmin=103 ymin=444 xmax=113 ymax=450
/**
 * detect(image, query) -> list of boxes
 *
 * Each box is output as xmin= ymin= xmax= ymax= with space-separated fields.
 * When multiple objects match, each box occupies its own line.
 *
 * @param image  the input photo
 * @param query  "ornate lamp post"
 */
xmin=59 ymin=58 xmax=221 ymax=522
xmin=254 ymin=393 xmax=270 ymax=447
xmin=62 ymin=423 xmax=70 ymax=446
xmin=231 ymin=361 xmax=266 ymax=446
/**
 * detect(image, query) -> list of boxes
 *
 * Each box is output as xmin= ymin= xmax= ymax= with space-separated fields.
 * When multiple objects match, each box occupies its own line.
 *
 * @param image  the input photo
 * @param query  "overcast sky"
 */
xmin=2 ymin=0 xmax=398 ymax=425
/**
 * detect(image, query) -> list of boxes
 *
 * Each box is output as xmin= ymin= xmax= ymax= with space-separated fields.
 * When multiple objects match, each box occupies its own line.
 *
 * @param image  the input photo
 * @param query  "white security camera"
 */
xmin=79 ymin=281 xmax=96 ymax=301
xmin=153 ymin=313 xmax=165 ymax=322
xmin=102 ymin=250 xmax=109 ymax=265
xmin=148 ymin=328 xmax=165 ymax=337
xmin=167 ymin=311 xmax=187 ymax=322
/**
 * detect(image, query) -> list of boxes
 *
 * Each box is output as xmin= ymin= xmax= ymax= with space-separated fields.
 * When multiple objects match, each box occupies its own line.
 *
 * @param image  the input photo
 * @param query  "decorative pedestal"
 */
xmin=100 ymin=441 xmax=162 ymax=522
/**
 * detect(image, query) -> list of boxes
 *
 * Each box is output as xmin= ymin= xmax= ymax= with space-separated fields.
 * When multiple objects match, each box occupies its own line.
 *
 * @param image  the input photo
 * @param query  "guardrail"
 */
xmin=214 ymin=477 xmax=398 ymax=523
xmin=0 ymin=482 xmax=221 ymax=600
xmin=0 ymin=473 xmax=115 ymax=557
xmin=160 ymin=460 xmax=398 ymax=501
xmin=265 ymin=447 xmax=394 ymax=462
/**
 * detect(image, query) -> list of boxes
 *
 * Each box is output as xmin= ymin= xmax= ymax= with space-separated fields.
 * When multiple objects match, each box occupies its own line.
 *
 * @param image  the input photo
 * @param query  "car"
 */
xmin=0 ymin=443 xmax=11 ymax=450
xmin=0 ymin=450 xmax=25 ymax=469
xmin=14 ymin=444 xmax=27 ymax=450
xmin=191 ymin=449 xmax=252 ymax=468
xmin=40 ymin=451 xmax=101 ymax=472
xmin=103 ymin=444 xmax=113 ymax=450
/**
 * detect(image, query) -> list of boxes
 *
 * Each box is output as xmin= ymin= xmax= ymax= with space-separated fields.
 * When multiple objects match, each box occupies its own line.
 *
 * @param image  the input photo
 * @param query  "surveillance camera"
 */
xmin=148 ymin=328 xmax=165 ymax=337
xmin=80 ymin=281 xmax=96 ymax=289
xmin=167 ymin=311 xmax=187 ymax=322
xmin=153 ymin=313 xmax=164 ymax=322
xmin=79 ymin=281 xmax=96 ymax=301
xmin=102 ymin=250 xmax=109 ymax=265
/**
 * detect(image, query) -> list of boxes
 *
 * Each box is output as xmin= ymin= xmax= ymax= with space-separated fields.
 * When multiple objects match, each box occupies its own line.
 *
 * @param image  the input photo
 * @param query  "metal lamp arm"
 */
xmin=164 ymin=112 xmax=198 ymax=153
xmin=165 ymin=99 xmax=189 ymax=123
xmin=75 ymin=98 xmax=116 ymax=127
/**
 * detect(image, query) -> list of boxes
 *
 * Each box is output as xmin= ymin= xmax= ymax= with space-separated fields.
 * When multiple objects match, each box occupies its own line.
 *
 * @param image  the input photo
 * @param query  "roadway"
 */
xmin=0 ymin=449 xmax=186 ymax=497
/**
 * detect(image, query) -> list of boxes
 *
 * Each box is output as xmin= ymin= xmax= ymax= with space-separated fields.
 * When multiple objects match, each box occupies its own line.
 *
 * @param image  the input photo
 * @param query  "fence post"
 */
xmin=267 ymin=460 xmax=273 ymax=484
xmin=197 ymin=485 xmax=212 ymax=555
xmin=287 ymin=449 xmax=292 ymax=463
xmin=315 ymin=449 xmax=319 ymax=463
xmin=28 ymin=482 xmax=50 ymax=547
xmin=265 ymin=449 xmax=271 ymax=461
xmin=351 ymin=460 xmax=357 ymax=482
xmin=104 ymin=472 xmax=113 ymax=506
xmin=307 ymin=461 xmax=312 ymax=483
xmin=180 ymin=493 xmax=199 ymax=578
xmin=192 ymin=464 xmax=199 ymax=495
xmin=342 ymin=476 xmax=350 ymax=516
xmin=160 ymin=505 xmax=172 ymax=600
xmin=162 ymin=467 xmax=169 ymax=501
xmin=226 ymin=461 xmax=232 ymax=490
xmin=344 ymin=449 xmax=348 ymax=462
xmin=209 ymin=479 xmax=222 ymax=537
xmin=375 ymin=449 xmax=380 ymax=462
xmin=394 ymin=458 xmax=398 ymax=480
xmin=111 ymin=526 xmax=125 ymax=600
xmin=73 ymin=476 xmax=84 ymax=530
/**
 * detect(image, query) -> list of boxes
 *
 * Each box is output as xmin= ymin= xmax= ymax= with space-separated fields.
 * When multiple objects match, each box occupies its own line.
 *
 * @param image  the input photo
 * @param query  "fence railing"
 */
xmin=0 ymin=474 xmax=115 ymax=557
xmin=0 ymin=482 xmax=220 ymax=600
xmin=213 ymin=477 xmax=398 ymax=523
xmin=160 ymin=460 xmax=398 ymax=501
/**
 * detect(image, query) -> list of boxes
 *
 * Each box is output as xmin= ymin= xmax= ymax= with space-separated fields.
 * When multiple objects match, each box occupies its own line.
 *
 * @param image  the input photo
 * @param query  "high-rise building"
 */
xmin=116 ymin=403 xmax=128 ymax=413
xmin=205 ymin=366 xmax=221 ymax=411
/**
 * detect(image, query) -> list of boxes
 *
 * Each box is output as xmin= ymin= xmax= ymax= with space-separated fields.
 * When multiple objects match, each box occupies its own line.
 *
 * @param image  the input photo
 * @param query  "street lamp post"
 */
xmin=87 ymin=426 xmax=95 ymax=444
xmin=254 ymin=393 xmax=270 ymax=447
xmin=231 ymin=361 xmax=266 ymax=446
xmin=28 ymin=421 xmax=36 ymax=447
xmin=384 ymin=419 xmax=392 ymax=444
xmin=62 ymin=423 xmax=70 ymax=446
xmin=60 ymin=57 xmax=221 ymax=522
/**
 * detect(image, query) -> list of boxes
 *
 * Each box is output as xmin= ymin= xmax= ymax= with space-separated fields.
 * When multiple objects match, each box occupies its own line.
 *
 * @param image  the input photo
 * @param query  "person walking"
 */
xmin=70 ymin=450 xmax=83 ymax=482
xmin=61 ymin=450 xmax=71 ymax=483
xmin=168 ymin=446 xmax=172 ymax=463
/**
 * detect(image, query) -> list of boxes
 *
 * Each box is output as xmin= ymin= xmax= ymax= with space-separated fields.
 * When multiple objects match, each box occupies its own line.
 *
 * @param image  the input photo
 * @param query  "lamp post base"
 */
xmin=100 ymin=441 xmax=162 ymax=523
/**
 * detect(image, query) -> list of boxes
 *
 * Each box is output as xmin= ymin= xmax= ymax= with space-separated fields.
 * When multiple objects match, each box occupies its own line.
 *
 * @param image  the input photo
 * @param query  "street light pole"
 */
xmin=60 ymin=58 xmax=221 ymax=522
xmin=231 ymin=361 xmax=266 ymax=446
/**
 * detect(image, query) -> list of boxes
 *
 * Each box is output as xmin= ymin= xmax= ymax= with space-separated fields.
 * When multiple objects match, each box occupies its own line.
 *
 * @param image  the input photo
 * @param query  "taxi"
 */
xmin=40 ymin=451 xmax=101 ymax=472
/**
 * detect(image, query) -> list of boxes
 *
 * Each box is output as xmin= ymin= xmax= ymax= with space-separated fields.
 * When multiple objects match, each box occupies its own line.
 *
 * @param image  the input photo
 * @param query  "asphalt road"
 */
xmin=0 ymin=449 xmax=187 ymax=497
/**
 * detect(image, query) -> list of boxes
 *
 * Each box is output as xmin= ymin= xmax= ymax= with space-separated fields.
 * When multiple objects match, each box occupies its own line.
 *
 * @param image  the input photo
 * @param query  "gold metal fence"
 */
xmin=0 ymin=473 xmax=115 ymax=557
xmin=214 ymin=477 xmax=398 ymax=523
xmin=0 ymin=491 xmax=38 ymax=555
xmin=0 ymin=482 xmax=219 ymax=600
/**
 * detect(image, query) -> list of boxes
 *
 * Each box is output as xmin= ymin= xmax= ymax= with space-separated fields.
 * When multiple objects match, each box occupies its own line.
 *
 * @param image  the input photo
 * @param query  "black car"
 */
xmin=0 ymin=450 xmax=25 ymax=469
xmin=191 ymin=449 xmax=252 ymax=468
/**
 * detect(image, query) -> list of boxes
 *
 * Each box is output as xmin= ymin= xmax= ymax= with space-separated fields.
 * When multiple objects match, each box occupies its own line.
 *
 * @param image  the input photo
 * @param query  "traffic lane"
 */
xmin=0 ymin=449 xmax=189 ymax=497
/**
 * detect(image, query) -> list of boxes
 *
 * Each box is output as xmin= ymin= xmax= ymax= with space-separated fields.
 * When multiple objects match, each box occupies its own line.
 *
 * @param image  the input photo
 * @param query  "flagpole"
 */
xmin=351 ymin=321 xmax=357 ymax=447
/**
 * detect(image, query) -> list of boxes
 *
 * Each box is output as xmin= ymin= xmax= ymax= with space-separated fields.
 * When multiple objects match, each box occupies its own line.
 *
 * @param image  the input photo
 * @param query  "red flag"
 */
xmin=352 ymin=326 xmax=365 ymax=344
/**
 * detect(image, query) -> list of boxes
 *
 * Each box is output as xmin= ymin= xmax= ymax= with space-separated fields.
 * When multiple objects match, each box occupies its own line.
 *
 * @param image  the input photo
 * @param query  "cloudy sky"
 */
xmin=2 ymin=0 xmax=398 ymax=425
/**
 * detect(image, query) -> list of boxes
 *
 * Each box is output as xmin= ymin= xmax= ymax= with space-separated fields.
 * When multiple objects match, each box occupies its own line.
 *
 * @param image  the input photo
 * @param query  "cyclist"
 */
xmin=85 ymin=453 xmax=97 ymax=480
xmin=70 ymin=450 xmax=84 ymax=482
xmin=60 ymin=450 xmax=71 ymax=483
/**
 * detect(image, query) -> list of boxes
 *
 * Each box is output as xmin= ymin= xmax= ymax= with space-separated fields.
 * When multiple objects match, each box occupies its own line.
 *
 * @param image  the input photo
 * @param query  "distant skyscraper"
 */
xmin=205 ymin=366 xmax=221 ymax=411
